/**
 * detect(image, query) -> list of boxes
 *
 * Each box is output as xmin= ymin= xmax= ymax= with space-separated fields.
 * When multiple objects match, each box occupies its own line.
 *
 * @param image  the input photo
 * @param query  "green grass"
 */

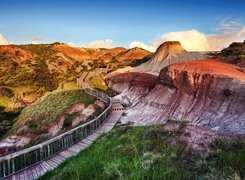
xmin=0 ymin=106 xmax=19 ymax=138
xmin=89 ymin=76 xmax=108 ymax=91
xmin=89 ymin=76 xmax=117 ymax=97
xmin=7 ymin=89 xmax=96 ymax=139
xmin=40 ymin=124 xmax=245 ymax=180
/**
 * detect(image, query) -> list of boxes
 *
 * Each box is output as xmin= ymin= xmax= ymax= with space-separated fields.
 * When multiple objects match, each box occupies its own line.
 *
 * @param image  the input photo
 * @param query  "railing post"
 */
xmin=12 ymin=159 xmax=15 ymax=174
xmin=40 ymin=145 xmax=43 ymax=161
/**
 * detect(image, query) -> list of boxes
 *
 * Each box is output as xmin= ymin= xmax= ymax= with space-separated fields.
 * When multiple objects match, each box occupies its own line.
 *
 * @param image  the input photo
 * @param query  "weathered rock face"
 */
xmin=0 ymin=136 xmax=30 ymax=156
xmin=0 ymin=45 xmax=33 ymax=63
xmin=134 ymin=41 xmax=206 ymax=75
xmin=106 ymin=72 xmax=158 ymax=106
xmin=53 ymin=44 xmax=150 ymax=62
xmin=115 ymin=47 xmax=151 ymax=61
xmin=108 ymin=59 xmax=245 ymax=134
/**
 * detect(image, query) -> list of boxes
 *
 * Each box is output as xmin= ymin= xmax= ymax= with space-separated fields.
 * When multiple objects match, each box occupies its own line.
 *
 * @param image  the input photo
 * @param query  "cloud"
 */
xmin=31 ymin=41 xmax=39 ymax=44
xmin=214 ymin=19 xmax=243 ymax=33
xmin=207 ymin=26 xmax=245 ymax=50
xmin=32 ymin=37 xmax=43 ymax=41
xmin=152 ymin=29 xmax=210 ymax=51
xmin=67 ymin=39 xmax=113 ymax=48
xmin=131 ymin=27 xmax=245 ymax=52
xmin=129 ymin=41 xmax=154 ymax=52
xmin=30 ymin=37 xmax=43 ymax=44
xmin=87 ymin=39 xmax=113 ymax=48
xmin=0 ymin=34 xmax=9 ymax=45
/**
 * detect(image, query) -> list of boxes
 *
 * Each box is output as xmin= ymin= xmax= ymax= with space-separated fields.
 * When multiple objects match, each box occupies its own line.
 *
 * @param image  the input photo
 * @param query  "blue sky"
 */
xmin=0 ymin=0 xmax=244 ymax=49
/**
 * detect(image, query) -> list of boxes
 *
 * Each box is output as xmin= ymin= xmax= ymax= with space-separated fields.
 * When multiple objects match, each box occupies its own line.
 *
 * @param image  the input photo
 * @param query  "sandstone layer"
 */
xmin=107 ymin=59 xmax=245 ymax=134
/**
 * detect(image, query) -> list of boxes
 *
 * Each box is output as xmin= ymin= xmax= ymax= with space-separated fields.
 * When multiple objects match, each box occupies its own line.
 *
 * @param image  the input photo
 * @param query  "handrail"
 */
xmin=0 ymin=72 xmax=112 ymax=178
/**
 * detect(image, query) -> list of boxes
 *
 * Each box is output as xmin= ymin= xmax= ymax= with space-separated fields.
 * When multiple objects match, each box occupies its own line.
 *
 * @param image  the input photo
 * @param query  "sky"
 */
xmin=0 ymin=0 xmax=244 ymax=51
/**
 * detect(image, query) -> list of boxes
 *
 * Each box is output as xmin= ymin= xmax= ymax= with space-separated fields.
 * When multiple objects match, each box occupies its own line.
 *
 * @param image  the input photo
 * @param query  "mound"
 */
xmin=134 ymin=41 xmax=205 ymax=75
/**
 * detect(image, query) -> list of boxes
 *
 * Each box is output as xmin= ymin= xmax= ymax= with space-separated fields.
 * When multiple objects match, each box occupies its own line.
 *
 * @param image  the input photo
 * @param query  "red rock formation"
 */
xmin=107 ymin=59 xmax=245 ymax=134
xmin=0 ymin=45 xmax=33 ymax=63
xmin=53 ymin=44 xmax=150 ymax=62
xmin=53 ymin=44 xmax=91 ymax=61
xmin=134 ymin=41 xmax=206 ymax=74
xmin=115 ymin=47 xmax=151 ymax=61
xmin=106 ymin=72 xmax=157 ymax=105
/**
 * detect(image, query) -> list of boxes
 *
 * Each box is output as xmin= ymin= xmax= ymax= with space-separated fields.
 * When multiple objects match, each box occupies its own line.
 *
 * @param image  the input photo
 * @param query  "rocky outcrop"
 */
xmin=106 ymin=72 xmax=157 ymax=106
xmin=0 ymin=136 xmax=30 ymax=156
xmin=107 ymin=59 xmax=245 ymax=134
xmin=0 ymin=45 xmax=33 ymax=63
xmin=134 ymin=41 xmax=206 ymax=75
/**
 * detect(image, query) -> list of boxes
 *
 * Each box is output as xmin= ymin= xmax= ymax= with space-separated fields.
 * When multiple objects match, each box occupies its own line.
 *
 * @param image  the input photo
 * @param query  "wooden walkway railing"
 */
xmin=0 ymin=73 xmax=112 ymax=179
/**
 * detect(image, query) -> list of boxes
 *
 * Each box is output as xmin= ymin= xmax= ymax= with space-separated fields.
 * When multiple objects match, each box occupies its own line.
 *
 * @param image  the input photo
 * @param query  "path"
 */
xmin=4 ymin=100 xmax=123 ymax=180
xmin=3 ymin=71 xmax=124 ymax=180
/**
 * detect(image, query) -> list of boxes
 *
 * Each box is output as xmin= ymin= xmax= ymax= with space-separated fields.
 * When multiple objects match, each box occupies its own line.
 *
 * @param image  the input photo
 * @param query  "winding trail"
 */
xmin=3 ymin=72 xmax=124 ymax=180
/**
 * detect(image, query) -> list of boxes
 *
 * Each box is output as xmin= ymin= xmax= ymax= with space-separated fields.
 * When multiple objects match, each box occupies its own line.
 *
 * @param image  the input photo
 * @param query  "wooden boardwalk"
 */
xmin=5 ymin=100 xmax=124 ymax=180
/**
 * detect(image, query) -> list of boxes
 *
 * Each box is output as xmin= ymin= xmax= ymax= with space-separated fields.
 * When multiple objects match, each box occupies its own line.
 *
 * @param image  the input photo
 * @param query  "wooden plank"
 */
xmin=18 ymin=172 xmax=25 ymax=180
xmin=86 ymin=136 xmax=97 ymax=142
xmin=55 ymin=154 xmax=65 ymax=162
xmin=35 ymin=164 xmax=45 ymax=177
xmin=81 ymin=139 xmax=93 ymax=145
xmin=77 ymin=142 xmax=88 ymax=148
xmin=40 ymin=162 xmax=49 ymax=173
xmin=31 ymin=167 xmax=38 ymax=180
xmin=65 ymin=148 xmax=78 ymax=155
xmin=70 ymin=145 xmax=81 ymax=151
xmin=23 ymin=170 xmax=29 ymax=180
xmin=59 ymin=151 xmax=71 ymax=158
xmin=27 ymin=167 xmax=34 ymax=180
xmin=41 ymin=161 xmax=54 ymax=171
xmin=46 ymin=160 xmax=57 ymax=169
xmin=50 ymin=157 xmax=62 ymax=165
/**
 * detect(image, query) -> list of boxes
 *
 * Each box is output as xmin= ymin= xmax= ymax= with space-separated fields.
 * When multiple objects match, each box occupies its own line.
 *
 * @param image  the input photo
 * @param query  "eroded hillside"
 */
xmin=106 ymin=59 xmax=245 ymax=134
xmin=0 ymin=43 xmax=150 ymax=111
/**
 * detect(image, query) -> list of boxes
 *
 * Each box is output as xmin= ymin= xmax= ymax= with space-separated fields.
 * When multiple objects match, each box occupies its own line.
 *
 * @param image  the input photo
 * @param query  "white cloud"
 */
xmin=214 ymin=19 xmax=242 ymax=33
xmin=207 ymin=27 xmax=245 ymax=50
xmin=130 ymin=27 xmax=245 ymax=52
xmin=67 ymin=42 xmax=77 ymax=47
xmin=31 ymin=41 xmax=39 ymax=44
xmin=0 ymin=34 xmax=9 ymax=45
xmin=87 ymin=39 xmax=113 ymax=48
xmin=30 ymin=37 xmax=43 ymax=44
xmin=152 ymin=29 xmax=210 ymax=51
xmin=129 ymin=41 xmax=154 ymax=52
xmin=68 ymin=39 xmax=113 ymax=48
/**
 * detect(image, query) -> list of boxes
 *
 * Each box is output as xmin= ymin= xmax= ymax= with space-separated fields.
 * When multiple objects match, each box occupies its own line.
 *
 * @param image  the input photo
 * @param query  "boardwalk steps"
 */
xmin=4 ymin=100 xmax=123 ymax=180
xmin=1 ymin=71 xmax=124 ymax=180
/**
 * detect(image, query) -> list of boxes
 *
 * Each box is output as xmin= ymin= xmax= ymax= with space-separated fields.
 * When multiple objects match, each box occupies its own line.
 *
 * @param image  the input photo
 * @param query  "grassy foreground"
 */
xmin=40 ymin=124 xmax=245 ymax=180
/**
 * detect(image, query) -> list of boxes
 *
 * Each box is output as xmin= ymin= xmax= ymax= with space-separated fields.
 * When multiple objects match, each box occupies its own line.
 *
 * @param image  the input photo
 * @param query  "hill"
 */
xmin=0 ymin=43 xmax=150 ymax=111
xmin=134 ymin=41 xmax=206 ymax=74
xmin=217 ymin=40 xmax=245 ymax=67
xmin=0 ymin=89 xmax=106 ymax=155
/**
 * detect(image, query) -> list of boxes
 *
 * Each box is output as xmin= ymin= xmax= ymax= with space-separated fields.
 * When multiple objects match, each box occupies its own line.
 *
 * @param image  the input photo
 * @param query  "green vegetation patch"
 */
xmin=0 ymin=106 xmax=19 ymax=138
xmin=89 ymin=76 xmax=117 ymax=97
xmin=9 ymin=90 xmax=96 ymax=137
xmin=40 ymin=124 xmax=245 ymax=179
